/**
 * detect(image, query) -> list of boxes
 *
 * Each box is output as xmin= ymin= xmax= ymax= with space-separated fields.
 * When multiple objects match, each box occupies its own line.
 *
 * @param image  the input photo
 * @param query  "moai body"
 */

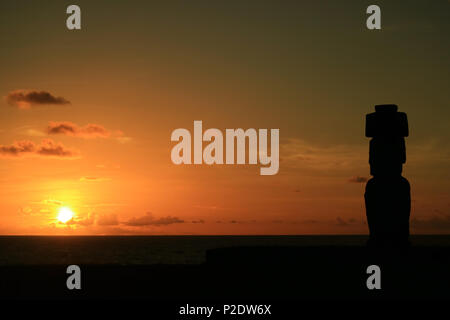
xmin=364 ymin=105 xmax=411 ymax=247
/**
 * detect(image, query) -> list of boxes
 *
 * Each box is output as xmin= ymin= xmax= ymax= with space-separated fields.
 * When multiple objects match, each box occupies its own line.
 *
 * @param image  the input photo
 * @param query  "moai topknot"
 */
xmin=364 ymin=104 xmax=411 ymax=247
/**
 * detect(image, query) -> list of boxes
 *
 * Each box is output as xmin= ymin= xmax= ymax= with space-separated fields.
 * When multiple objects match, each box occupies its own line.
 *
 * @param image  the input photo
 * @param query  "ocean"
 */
xmin=1 ymin=235 xmax=449 ymax=265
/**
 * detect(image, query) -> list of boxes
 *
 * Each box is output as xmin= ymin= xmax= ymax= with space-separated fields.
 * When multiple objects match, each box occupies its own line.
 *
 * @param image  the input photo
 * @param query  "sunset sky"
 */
xmin=0 ymin=0 xmax=449 ymax=235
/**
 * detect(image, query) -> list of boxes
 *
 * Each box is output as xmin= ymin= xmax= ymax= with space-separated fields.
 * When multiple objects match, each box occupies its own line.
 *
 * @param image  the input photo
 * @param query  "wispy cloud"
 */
xmin=80 ymin=176 xmax=111 ymax=182
xmin=42 ymin=199 xmax=64 ymax=206
xmin=280 ymin=138 xmax=366 ymax=172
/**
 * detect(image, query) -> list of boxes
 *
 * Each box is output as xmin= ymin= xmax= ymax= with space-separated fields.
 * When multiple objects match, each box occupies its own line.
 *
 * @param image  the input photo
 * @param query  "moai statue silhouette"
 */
xmin=365 ymin=105 xmax=411 ymax=247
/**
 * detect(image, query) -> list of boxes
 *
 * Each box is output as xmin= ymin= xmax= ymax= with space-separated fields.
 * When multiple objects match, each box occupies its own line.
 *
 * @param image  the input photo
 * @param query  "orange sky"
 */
xmin=0 ymin=1 xmax=449 ymax=235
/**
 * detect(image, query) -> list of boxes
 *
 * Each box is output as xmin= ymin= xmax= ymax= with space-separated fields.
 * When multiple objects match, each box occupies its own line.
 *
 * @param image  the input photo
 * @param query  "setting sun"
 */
xmin=57 ymin=207 xmax=74 ymax=223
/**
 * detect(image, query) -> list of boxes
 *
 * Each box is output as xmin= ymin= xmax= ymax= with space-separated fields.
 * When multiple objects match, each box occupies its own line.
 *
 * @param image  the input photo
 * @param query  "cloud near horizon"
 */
xmin=335 ymin=217 xmax=361 ymax=227
xmin=63 ymin=212 xmax=119 ymax=227
xmin=0 ymin=139 xmax=78 ymax=158
xmin=6 ymin=90 xmax=70 ymax=109
xmin=411 ymin=213 xmax=450 ymax=232
xmin=124 ymin=212 xmax=185 ymax=227
xmin=96 ymin=213 xmax=119 ymax=226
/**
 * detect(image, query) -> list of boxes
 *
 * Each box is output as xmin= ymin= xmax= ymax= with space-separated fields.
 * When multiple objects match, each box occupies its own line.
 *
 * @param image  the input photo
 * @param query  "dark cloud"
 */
xmin=37 ymin=139 xmax=77 ymax=157
xmin=6 ymin=90 xmax=70 ymax=109
xmin=191 ymin=219 xmax=205 ymax=224
xmin=47 ymin=122 xmax=110 ymax=139
xmin=348 ymin=176 xmax=369 ymax=183
xmin=0 ymin=140 xmax=34 ymax=155
xmin=0 ymin=139 xmax=78 ymax=158
xmin=228 ymin=220 xmax=253 ymax=224
xmin=124 ymin=212 xmax=184 ymax=227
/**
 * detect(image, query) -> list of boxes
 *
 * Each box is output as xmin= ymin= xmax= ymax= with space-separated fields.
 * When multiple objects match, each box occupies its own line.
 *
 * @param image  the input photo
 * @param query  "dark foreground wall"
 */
xmin=1 ymin=246 xmax=449 ymax=300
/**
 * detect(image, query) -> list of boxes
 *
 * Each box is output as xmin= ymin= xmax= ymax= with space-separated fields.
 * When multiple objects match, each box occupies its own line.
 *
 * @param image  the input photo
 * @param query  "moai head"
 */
xmin=365 ymin=105 xmax=409 ymax=177
xmin=365 ymin=104 xmax=408 ymax=138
